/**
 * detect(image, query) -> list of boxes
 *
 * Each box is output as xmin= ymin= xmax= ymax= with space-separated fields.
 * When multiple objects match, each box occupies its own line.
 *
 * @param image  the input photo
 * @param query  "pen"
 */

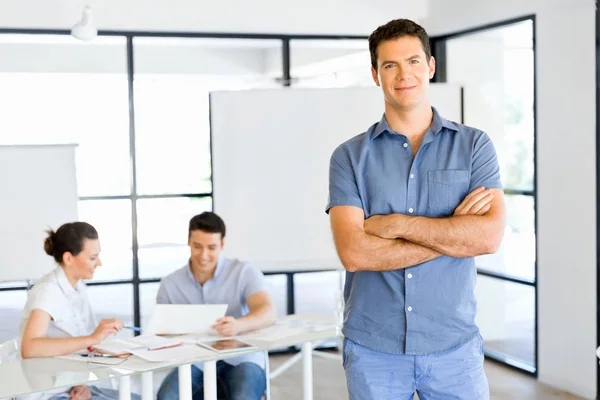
xmin=79 ymin=353 xmax=122 ymax=358
xmin=123 ymin=326 xmax=142 ymax=332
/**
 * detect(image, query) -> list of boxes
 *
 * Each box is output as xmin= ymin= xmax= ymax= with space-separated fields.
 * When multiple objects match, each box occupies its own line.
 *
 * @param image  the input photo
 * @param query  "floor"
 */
xmin=266 ymin=351 xmax=585 ymax=400
xmin=140 ymin=349 xmax=584 ymax=399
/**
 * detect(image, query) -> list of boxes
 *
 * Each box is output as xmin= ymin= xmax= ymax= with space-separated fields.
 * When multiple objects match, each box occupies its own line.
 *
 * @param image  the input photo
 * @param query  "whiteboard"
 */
xmin=0 ymin=145 xmax=79 ymax=282
xmin=210 ymin=85 xmax=462 ymax=272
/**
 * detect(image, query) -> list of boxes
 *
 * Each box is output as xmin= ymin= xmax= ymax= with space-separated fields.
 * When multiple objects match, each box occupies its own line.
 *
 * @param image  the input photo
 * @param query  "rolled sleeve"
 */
xmin=326 ymin=145 xmax=363 ymax=214
xmin=240 ymin=264 xmax=269 ymax=302
xmin=156 ymin=280 xmax=172 ymax=304
xmin=469 ymin=132 xmax=503 ymax=192
xmin=28 ymin=283 xmax=64 ymax=319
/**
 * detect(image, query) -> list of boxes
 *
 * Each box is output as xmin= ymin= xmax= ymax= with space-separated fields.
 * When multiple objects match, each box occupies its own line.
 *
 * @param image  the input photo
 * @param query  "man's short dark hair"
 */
xmin=368 ymin=19 xmax=432 ymax=71
xmin=188 ymin=212 xmax=226 ymax=239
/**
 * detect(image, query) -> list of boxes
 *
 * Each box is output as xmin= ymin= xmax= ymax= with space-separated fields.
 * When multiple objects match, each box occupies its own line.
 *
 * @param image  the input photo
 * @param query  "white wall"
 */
xmin=426 ymin=0 xmax=597 ymax=398
xmin=0 ymin=0 xmax=427 ymax=35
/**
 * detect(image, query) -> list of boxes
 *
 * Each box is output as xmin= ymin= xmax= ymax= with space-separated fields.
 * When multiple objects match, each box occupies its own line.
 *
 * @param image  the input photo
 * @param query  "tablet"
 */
xmin=197 ymin=339 xmax=257 ymax=354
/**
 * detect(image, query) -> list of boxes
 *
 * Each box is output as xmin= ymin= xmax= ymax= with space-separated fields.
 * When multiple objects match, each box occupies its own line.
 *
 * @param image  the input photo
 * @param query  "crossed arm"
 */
xmin=330 ymin=187 xmax=505 ymax=272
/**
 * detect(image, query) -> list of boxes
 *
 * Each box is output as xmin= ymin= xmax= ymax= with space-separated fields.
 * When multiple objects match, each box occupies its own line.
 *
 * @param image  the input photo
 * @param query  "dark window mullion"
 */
xmin=126 ymin=35 xmax=141 ymax=332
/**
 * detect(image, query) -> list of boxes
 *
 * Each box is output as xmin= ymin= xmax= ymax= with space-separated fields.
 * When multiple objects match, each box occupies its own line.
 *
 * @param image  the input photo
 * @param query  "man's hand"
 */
xmin=69 ymin=385 xmax=91 ymax=400
xmin=454 ymin=187 xmax=495 ymax=216
xmin=212 ymin=316 xmax=240 ymax=336
xmin=364 ymin=215 xmax=399 ymax=239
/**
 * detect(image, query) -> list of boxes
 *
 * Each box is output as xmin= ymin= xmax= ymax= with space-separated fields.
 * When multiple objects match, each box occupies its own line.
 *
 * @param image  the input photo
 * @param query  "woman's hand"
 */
xmin=90 ymin=318 xmax=123 ymax=344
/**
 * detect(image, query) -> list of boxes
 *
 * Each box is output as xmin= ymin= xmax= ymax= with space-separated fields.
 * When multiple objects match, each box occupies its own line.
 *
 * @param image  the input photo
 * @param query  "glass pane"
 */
xmin=446 ymin=20 xmax=534 ymax=191
xmin=133 ymin=37 xmax=281 ymax=195
xmin=0 ymin=281 xmax=29 ymax=289
xmin=137 ymin=197 xmax=212 ymax=279
xmin=264 ymin=275 xmax=288 ymax=318
xmin=476 ymin=195 xmax=535 ymax=281
xmin=476 ymin=276 xmax=535 ymax=368
xmin=0 ymin=35 xmax=130 ymax=196
xmin=294 ymin=271 xmax=343 ymax=318
xmin=78 ymin=200 xmax=133 ymax=281
xmin=290 ymin=40 xmax=371 ymax=88
xmin=0 ymin=290 xmax=28 ymax=343
xmin=139 ymin=282 xmax=160 ymax=333
xmin=86 ymin=284 xmax=134 ymax=340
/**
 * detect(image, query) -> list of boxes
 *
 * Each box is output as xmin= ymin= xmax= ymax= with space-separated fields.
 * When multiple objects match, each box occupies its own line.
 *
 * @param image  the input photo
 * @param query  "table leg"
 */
xmin=178 ymin=364 xmax=192 ymax=400
xmin=118 ymin=375 xmax=131 ymax=400
xmin=203 ymin=360 xmax=217 ymax=400
xmin=141 ymin=371 xmax=153 ymax=400
xmin=302 ymin=341 xmax=313 ymax=400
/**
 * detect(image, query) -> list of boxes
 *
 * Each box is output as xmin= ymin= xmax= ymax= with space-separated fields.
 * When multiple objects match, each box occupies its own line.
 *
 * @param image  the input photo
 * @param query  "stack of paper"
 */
xmin=92 ymin=335 xmax=182 ymax=356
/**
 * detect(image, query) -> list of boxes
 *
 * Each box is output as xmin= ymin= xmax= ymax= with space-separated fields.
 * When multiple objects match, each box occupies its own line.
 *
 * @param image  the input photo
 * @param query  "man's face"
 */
xmin=371 ymin=36 xmax=435 ymax=112
xmin=188 ymin=230 xmax=224 ymax=273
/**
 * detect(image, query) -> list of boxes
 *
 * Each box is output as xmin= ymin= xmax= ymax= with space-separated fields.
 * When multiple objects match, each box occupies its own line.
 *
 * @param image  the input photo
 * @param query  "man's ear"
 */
xmin=428 ymin=56 xmax=436 ymax=80
xmin=371 ymin=67 xmax=381 ymax=87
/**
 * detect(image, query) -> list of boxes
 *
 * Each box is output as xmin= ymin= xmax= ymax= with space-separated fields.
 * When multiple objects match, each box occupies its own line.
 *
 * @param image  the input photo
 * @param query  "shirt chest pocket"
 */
xmin=427 ymin=169 xmax=470 ymax=217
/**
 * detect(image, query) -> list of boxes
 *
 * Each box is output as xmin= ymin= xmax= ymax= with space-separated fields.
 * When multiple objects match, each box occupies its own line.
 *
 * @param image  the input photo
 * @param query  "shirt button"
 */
xmin=403 ymin=143 xmax=408 ymax=148
xmin=408 ymin=208 xmax=414 ymax=213
xmin=407 ymin=306 xmax=413 ymax=312
xmin=407 ymin=273 xmax=413 ymax=279
xmin=410 ymin=174 xmax=414 ymax=179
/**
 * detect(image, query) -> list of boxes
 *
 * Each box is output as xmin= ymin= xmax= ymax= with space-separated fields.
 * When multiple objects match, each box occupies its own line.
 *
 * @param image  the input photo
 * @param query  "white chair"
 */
xmin=0 ymin=338 xmax=20 ymax=363
xmin=0 ymin=339 xmax=20 ymax=400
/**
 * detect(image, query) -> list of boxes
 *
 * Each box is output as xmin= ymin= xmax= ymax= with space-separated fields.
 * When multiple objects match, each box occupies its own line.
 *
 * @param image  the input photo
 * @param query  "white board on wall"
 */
xmin=210 ymin=85 xmax=462 ymax=272
xmin=0 ymin=145 xmax=79 ymax=282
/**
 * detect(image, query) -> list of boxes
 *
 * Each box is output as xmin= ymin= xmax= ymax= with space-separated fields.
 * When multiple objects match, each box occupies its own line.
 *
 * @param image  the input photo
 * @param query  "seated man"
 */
xmin=157 ymin=211 xmax=276 ymax=400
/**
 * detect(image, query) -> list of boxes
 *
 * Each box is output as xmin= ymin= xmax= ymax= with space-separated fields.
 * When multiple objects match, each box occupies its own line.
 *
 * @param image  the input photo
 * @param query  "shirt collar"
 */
xmin=185 ymin=255 xmax=225 ymax=283
xmin=54 ymin=266 xmax=77 ymax=296
xmin=372 ymin=107 xmax=459 ymax=139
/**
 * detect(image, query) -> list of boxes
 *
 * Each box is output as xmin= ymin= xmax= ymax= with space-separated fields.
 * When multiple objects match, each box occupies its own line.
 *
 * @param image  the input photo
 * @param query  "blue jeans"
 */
xmin=343 ymin=335 xmax=489 ymax=400
xmin=157 ymin=361 xmax=266 ymax=400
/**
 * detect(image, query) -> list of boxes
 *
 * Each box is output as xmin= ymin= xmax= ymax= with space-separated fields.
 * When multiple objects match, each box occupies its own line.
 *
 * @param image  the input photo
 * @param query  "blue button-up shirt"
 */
xmin=157 ymin=255 xmax=269 ymax=368
xmin=326 ymin=107 xmax=502 ymax=355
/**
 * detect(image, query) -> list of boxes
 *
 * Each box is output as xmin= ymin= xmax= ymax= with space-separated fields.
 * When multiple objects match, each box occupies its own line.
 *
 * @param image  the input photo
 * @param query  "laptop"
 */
xmin=145 ymin=304 xmax=228 ymax=335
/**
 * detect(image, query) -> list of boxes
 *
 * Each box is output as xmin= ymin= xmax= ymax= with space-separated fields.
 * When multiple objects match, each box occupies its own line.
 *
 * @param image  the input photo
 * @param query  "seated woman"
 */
xmin=20 ymin=221 xmax=140 ymax=400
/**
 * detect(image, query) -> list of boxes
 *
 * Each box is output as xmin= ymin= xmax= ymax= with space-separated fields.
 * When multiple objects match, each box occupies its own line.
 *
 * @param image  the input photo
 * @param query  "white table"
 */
xmin=0 ymin=315 xmax=339 ymax=400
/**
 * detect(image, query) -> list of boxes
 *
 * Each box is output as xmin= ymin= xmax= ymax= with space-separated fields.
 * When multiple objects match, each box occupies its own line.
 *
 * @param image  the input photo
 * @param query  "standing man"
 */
xmin=327 ymin=19 xmax=505 ymax=399
xmin=156 ymin=211 xmax=276 ymax=400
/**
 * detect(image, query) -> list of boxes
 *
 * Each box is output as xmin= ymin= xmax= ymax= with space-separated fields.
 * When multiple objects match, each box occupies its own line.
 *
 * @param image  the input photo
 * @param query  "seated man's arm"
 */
xmin=330 ymin=205 xmax=441 ymax=272
xmin=156 ymin=280 xmax=172 ymax=304
xmin=366 ymin=189 xmax=505 ymax=258
xmin=213 ymin=292 xmax=276 ymax=336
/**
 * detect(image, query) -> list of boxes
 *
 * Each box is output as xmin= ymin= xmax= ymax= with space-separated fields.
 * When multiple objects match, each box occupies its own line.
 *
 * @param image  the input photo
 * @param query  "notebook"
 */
xmin=91 ymin=335 xmax=183 ymax=356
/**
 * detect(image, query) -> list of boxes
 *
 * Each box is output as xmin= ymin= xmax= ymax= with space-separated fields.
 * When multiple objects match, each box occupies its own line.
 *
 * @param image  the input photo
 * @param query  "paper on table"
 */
xmin=178 ymin=333 xmax=246 ymax=343
xmin=240 ymin=318 xmax=337 ymax=342
xmin=56 ymin=353 xmax=129 ymax=365
xmin=145 ymin=304 xmax=228 ymax=335
xmin=91 ymin=339 xmax=141 ymax=356
xmin=129 ymin=344 xmax=215 ymax=363
xmin=128 ymin=335 xmax=182 ymax=350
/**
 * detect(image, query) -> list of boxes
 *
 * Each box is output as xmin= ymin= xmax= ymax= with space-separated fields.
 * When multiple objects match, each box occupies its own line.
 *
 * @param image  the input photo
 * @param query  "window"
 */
xmin=290 ymin=39 xmax=371 ymax=88
xmin=444 ymin=18 xmax=537 ymax=373
xmin=0 ymin=32 xmax=368 ymax=354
